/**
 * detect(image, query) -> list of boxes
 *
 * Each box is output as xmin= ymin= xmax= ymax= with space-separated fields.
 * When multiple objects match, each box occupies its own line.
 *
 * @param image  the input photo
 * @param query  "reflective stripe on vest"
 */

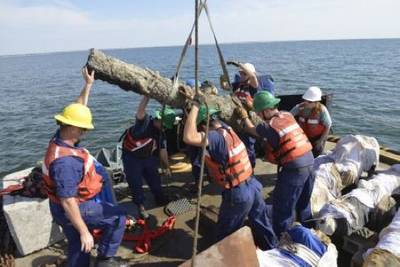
xmin=265 ymin=111 xmax=312 ymax=165
xmin=297 ymin=104 xmax=326 ymax=139
xmin=42 ymin=139 xmax=103 ymax=204
xmin=204 ymin=127 xmax=253 ymax=189
xmin=122 ymin=130 xmax=155 ymax=153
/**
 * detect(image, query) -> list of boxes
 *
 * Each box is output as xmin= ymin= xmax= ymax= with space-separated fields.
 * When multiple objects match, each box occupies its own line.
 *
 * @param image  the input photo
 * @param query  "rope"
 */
xmin=191 ymin=0 xmax=204 ymax=266
xmin=203 ymin=2 xmax=232 ymax=90
xmin=191 ymin=105 xmax=210 ymax=267
xmin=173 ymin=0 xmax=207 ymax=84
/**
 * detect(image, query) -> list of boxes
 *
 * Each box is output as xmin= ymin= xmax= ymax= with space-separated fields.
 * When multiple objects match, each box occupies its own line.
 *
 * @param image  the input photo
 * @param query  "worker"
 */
xmin=223 ymin=62 xmax=265 ymax=168
xmin=291 ymin=86 xmax=332 ymax=157
xmin=181 ymin=96 xmax=277 ymax=249
xmin=121 ymin=96 xmax=175 ymax=219
xmin=235 ymin=91 xmax=315 ymax=239
xmin=42 ymin=67 xmax=126 ymax=267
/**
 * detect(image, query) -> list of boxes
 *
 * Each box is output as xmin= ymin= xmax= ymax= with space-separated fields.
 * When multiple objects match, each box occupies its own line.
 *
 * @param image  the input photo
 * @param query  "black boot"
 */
xmin=94 ymin=257 xmax=128 ymax=267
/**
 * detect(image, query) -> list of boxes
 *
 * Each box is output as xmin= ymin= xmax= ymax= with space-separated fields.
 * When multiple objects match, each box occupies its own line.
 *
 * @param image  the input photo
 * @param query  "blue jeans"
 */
xmin=272 ymin=165 xmax=315 ymax=238
xmin=217 ymin=177 xmax=277 ymax=249
xmin=122 ymin=153 xmax=163 ymax=205
xmin=50 ymin=201 xmax=126 ymax=267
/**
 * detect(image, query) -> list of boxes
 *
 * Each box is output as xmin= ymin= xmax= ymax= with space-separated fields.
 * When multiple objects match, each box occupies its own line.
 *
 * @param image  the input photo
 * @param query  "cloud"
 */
xmin=0 ymin=0 xmax=399 ymax=55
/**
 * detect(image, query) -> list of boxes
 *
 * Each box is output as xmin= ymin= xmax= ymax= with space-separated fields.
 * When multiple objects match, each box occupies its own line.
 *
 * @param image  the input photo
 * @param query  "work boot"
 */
xmin=138 ymin=204 xmax=149 ymax=220
xmin=94 ymin=257 xmax=128 ymax=267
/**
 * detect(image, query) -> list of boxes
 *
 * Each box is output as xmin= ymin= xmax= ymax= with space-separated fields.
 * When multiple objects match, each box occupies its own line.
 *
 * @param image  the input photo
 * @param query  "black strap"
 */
xmin=173 ymin=0 xmax=207 ymax=81
xmin=203 ymin=2 xmax=231 ymax=90
xmin=118 ymin=129 xmax=128 ymax=142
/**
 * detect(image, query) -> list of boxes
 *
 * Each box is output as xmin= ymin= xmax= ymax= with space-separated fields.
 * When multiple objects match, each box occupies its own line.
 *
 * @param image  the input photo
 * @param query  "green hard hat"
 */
xmin=253 ymin=91 xmax=281 ymax=112
xmin=197 ymin=105 xmax=220 ymax=125
xmin=154 ymin=106 xmax=176 ymax=129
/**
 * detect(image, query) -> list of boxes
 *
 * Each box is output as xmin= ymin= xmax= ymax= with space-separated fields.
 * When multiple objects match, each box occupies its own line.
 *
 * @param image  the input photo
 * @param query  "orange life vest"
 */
xmin=204 ymin=127 xmax=253 ymax=189
xmin=297 ymin=104 xmax=326 ymax=139
xmin=42 ymin=139 xmax=103 ymax=204
xmin=265 ymin=111 xmax=312 ymax=165
xmin=122 ymin=130 xmax=156 ymax=156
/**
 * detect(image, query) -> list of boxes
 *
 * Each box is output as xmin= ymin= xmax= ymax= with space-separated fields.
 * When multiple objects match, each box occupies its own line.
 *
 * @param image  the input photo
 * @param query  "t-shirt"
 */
xmin=256 ymin=122 xmax=314 ymax=168
xmin=128 ymin=113 xmax=167 ymax=150
xmin=290 ymin=103 xmax=332 ymax=129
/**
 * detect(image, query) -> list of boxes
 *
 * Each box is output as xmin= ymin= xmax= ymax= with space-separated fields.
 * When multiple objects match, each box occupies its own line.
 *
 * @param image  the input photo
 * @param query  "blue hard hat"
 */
xmin=185 ymin=79 xmax=199 ymax=88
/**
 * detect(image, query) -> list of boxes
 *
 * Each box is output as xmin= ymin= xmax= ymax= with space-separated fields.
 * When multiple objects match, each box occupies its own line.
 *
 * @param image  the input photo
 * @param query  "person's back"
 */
xmin=182 ymin=103 xmax=277 ymax=250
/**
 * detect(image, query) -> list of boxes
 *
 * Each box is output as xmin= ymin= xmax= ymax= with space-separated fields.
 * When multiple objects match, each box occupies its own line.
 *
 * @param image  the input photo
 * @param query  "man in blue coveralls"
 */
xmin=235 ymin=91 xmax=315 ymax=239
xmin=182 ymin=100 xmax=277 ymax=250
xmin=42 ymin=67 xmax=126 ymax=267
xmin=223 ymin=62 xmax=274 ymax=169
xmin=121 ymin=95 xmax=174 ymax=219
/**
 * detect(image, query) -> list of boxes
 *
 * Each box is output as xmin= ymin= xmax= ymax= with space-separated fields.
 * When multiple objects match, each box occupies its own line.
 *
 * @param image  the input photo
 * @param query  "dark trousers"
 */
xmin=272 ymin=165 xmax=315 ymax=239
xmin=217 ymin=177 xmax=277 ymax=249
xmin=50 ymin=201 xmax=126 ymax=267
xmin=122 ymin=153 xmax=163 ymax=205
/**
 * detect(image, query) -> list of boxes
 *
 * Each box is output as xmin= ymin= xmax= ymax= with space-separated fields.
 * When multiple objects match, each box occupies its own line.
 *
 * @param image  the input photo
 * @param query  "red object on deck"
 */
xmin=0 ymin=184 xmax=24 ymax=196
xmin=124 ymin=216 xmax=176 ymax=253
xmin=91 ymin=216 xmax=176 ymax=254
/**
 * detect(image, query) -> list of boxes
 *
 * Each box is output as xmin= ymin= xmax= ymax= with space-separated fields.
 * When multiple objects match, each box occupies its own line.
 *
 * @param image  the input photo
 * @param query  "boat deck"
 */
xmin=14 ymin=140 xmax=396 ymax=267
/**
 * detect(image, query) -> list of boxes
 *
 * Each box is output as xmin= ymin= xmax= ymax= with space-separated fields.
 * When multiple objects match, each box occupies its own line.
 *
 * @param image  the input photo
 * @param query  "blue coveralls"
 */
xmin=256 ymin=123 xmax=315 ymax=239
xmin=206 ymin=124 xmax=277 ymax=249
xmin=122 ymin=114 xmax=166 ymax=206
xmin=186 ymin=145 xmax=203 ymax=183
xmin=48 ymin=132 xmax=126 ymax=267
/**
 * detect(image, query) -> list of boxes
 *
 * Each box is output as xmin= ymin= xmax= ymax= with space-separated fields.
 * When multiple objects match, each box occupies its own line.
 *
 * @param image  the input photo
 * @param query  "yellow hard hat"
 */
xmin=54 ymin=103 xmax=94 ymax=129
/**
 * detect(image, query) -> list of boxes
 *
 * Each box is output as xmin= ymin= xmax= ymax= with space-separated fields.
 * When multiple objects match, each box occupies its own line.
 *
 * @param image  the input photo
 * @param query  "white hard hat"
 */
xmin=303 ymin=86 xmax=322 ymax=102
xmin=241 ymin=63 xmax=256 ymax=74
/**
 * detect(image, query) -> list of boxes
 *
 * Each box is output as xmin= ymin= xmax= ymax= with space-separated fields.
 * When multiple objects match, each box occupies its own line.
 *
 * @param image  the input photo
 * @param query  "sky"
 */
xmin=0 ymin=0 xmax=399 ymax=55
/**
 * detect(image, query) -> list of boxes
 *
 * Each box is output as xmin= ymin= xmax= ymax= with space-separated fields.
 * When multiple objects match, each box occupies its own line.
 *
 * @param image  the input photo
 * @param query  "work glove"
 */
xmin=241 ymin=98 xmax=253 ymax=111
xmin=193 ymin=92 xmax=206 ymax=104
xmin=234 ymin=106 xmax=249 ymax=120
xmin=178 ymin=85 xmax=195 ymax=101
xmin=178 ymin=85 xmax=206 ymax=104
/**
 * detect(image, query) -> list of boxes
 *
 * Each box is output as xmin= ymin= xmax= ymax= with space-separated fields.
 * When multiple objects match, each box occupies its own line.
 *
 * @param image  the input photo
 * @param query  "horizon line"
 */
xmin=1 ymin=37 xmax=399 ymax=58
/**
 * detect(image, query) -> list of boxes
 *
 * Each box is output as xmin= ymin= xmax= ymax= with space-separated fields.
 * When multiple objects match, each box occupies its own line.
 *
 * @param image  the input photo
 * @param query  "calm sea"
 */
xmin=1 ymin=39 xmax=399 ymax=178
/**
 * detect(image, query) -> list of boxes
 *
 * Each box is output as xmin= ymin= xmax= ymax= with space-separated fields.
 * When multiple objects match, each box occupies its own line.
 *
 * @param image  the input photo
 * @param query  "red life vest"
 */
xmin=265 ymin=111 xmax=312 ymax=165
xmin=297 ymin=104 xmax=326 ymax=139
xmin=233 ymin=90 xmax=253 ymax=105
xmin=204 ymin=127 xmax=253 ymax=189
xmin=122 ymin=130 xmax=156 ymax=157
xmin=42 ymin=139 xmax=103 ymax=204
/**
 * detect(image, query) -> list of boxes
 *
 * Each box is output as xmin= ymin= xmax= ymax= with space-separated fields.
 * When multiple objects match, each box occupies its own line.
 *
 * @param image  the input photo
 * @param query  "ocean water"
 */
xmin=0 ymin=39 xmax=399 ymax=178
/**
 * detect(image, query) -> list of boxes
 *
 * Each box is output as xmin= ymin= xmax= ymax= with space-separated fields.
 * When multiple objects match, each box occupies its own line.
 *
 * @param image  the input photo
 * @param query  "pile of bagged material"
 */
xmin=316 ymin=165 xmax=400 ymax=236
xmin=311 ymin=135 xmax=380 ymax=214
xmin=257 ymin=225 xmax=338 ymax=267
xmin=363 ymin=208 xmax=400 ymax=267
